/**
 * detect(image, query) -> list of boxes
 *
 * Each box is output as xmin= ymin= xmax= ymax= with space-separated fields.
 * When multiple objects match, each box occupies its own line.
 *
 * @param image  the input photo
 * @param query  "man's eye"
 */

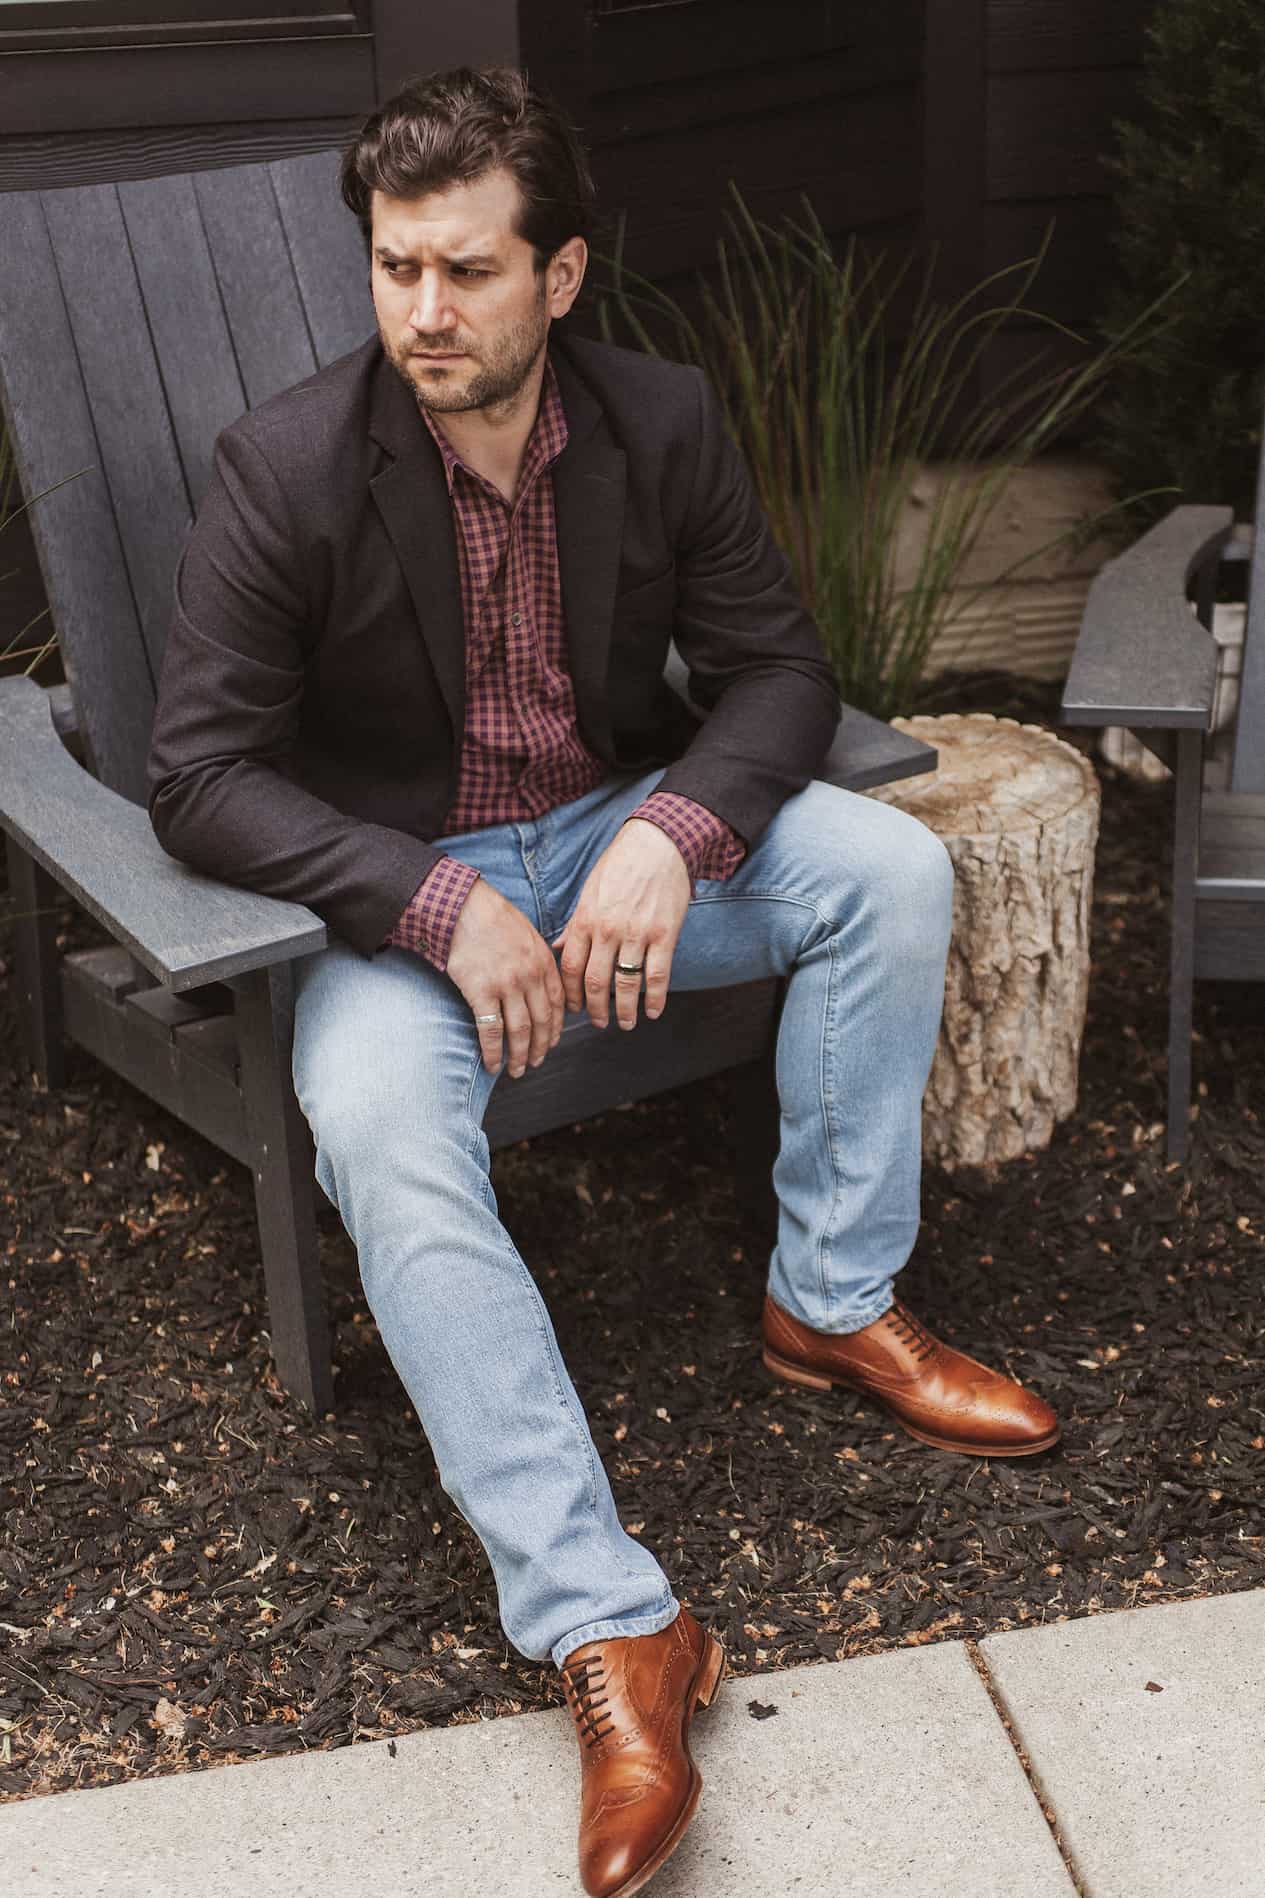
xmin=380 ymin=261 xmax=487 ymax=280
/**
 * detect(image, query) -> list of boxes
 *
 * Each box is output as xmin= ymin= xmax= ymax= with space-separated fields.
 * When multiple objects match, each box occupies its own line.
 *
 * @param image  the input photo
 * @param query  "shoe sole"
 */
xmin=761 ymin=1347 xmax=1062 ymax=1458
xmin=603 ymin=1632 xmax=726 ymax=1898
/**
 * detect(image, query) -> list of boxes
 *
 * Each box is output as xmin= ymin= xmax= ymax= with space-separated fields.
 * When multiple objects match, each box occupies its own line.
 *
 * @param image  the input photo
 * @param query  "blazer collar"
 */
xmin=366 ymin=332 xmax=627 ymax=765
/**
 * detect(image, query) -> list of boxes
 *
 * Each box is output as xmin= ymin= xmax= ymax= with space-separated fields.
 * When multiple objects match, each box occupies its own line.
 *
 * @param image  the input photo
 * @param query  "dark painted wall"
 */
xmin=0 ymin=0 xmax=1151 ymax=330
xmin=522 ymin=0 xmax=1154 ymax=382
xmin=0 ymin=0 xmax=1155 ymax=683
xmin=526 ymin=0 xmax=922 ymax=304
xmin=0 ymin=0 xmax=517 ymax=191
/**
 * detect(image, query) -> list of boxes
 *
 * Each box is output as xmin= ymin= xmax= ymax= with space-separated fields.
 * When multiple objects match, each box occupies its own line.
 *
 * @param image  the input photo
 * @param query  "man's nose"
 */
xmin=408 ymin=270 xmax=456 ymax=337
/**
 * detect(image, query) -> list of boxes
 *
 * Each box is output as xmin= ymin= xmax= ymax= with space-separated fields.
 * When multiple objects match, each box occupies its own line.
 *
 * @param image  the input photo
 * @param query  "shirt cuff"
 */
xmin=382 ymin=856 xmax=481 ymax=971
xmin=628 ymin=791 xmax=747 ymax=882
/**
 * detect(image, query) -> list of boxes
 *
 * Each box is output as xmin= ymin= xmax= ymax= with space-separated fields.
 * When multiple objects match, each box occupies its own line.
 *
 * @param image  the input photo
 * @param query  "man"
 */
xmin=147 ymin=66 xmax=1060 ymax=1898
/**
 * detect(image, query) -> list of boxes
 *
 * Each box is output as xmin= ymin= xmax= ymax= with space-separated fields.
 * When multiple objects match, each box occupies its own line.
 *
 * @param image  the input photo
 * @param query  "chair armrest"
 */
xmin=1060 ymin=504 xmax=1234 ymax=730
xmin=661 ymin=643 xmax=937 ymax=791
xmin=0 ymin=674 xmax=326 ymax=991
xmin=816 ymin=704 xmax=937 ymax=790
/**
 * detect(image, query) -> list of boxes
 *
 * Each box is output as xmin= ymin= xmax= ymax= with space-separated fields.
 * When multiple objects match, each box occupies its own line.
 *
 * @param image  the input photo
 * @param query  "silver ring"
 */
xmin=474 ymin=1012 xmax=502 ymax=1025
xmin=614 ymin=960 xmax=644 ymax=976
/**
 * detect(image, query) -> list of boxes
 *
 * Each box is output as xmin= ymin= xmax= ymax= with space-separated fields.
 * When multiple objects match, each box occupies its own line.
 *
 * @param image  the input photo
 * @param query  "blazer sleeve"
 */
xmin=648 ymin=367 xmax=842 ymax=849
xmin=146 ymin=424 xmax=444 ymax=958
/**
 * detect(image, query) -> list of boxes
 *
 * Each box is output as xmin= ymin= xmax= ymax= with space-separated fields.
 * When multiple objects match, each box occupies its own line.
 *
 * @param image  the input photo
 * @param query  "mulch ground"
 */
xmin=1 ymin=668 xmax=1262 ymax=1803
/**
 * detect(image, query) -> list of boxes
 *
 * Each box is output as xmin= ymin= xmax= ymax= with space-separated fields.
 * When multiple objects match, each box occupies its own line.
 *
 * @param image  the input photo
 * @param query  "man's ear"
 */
xmin=548 ymin=236 xmax=588 ymax=319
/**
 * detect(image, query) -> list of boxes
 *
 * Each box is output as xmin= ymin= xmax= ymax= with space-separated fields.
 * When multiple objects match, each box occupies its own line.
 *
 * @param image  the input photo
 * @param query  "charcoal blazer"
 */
xmin=147 ymin=328 xmax=842 ymax=958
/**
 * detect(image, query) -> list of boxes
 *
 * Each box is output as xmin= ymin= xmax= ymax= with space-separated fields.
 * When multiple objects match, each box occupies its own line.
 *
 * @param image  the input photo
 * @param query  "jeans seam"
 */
xmin=687 ymin=888 xmax=832 ymax=927
xmin=816 ymin=928 xmax=844 ymax=1327
xmin=512 ymin=1242 xmax=601 ymax=1517
xmin=461 ymin=1047 xmax=614 ymax=1544
xmin=693 ymin=888 xmax=849 ymax=1326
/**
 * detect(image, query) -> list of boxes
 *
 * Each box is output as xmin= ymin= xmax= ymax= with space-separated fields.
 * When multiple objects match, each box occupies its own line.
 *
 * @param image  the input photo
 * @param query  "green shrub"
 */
xmin=601 ymin=192 xmax=1167 ymax=721
xmin=1094 ymin=0 xmax=1265 ymax=537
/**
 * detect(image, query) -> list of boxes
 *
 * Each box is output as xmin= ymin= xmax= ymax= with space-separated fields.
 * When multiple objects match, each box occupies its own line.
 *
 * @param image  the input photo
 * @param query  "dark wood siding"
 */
xmin=979 ymin=0 xmax=1153 ymax=398
xmin=523 ymin=0 xmax=922 ymax=319
xmin=524 ymin=0 xmax=1153 ymax=398
xmin=1 ymin=0 xmax=1153 ymax=329
xmin=2 ymin=0 xmax=1160 ymax=689
xmin=0 ymin=0 xmax=518 ymax=191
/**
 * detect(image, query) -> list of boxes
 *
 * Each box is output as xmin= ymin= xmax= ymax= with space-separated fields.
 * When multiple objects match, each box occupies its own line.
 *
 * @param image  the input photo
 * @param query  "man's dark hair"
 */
xmin=339 ymin=66 xmax=597 ymax=271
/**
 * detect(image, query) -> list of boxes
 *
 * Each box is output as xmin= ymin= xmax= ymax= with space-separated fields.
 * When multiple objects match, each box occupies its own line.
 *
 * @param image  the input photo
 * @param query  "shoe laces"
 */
xmin=561 ymin=1652 xmax=615 ymax=1749
xmin=882 ymin=1302 xmax=937 ymax=1363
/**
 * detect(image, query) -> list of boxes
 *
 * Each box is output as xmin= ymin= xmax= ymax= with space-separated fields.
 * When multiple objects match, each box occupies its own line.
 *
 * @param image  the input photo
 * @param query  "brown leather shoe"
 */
xmin=559 ymin=1604 xmax=726 ymax=1898
xmin=762 ymin=1294 xmax=1060 ymax=1456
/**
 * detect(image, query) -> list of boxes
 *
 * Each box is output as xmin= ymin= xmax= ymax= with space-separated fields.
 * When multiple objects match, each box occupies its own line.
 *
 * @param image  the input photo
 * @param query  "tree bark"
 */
xmin=865 ymin=713 xmax=1101 ymax=1172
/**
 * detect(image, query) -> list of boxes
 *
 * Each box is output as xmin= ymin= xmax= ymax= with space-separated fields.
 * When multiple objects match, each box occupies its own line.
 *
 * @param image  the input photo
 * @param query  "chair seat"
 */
xmin=60 ymin=943 xmax=782 ymax=1158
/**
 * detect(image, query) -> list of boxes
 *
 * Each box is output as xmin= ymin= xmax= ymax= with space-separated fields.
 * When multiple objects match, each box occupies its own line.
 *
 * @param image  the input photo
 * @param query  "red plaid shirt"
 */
xmin=383 ymin=353 xmax=746 ymax=970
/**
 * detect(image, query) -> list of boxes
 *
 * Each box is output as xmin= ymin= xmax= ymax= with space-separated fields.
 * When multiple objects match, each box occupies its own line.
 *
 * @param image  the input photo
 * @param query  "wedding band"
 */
xmin=474 ymin=1012 xmax=502 ymax=1025
xmin=614 ymin=960 xmax=644 ymax=976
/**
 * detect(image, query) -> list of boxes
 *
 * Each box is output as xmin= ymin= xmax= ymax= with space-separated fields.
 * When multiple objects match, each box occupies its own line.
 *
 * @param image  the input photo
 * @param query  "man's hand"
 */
xmin=551 ymin=819 xmax=691 ymax=1030
xmin=445 ymin=878 xmax=565 ymax=1078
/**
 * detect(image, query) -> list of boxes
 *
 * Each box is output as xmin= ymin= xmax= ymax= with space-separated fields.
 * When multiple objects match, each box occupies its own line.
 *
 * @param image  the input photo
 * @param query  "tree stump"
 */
xmin=864 ymin=713 xmax=1101 ymax=1172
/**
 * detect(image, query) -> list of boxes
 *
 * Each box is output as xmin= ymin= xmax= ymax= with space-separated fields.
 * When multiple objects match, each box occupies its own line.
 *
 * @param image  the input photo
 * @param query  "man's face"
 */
xmin=370 ymin=167 xmax=583 ymax=415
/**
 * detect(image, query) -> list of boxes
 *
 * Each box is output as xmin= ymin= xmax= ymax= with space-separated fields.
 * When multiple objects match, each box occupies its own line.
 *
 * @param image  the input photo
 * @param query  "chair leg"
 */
xmin=4 ymin=835 xmax=66 ymax=1090
xmin=1166 ymin=728 xmax=1204 ymax=1164
xmin=233 ymin=962 xmax=334 ymax=1415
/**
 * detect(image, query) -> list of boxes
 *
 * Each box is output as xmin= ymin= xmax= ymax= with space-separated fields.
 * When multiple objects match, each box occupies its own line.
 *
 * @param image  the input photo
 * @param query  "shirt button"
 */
xmin=510 ymin=612 xmax=522 ymax=626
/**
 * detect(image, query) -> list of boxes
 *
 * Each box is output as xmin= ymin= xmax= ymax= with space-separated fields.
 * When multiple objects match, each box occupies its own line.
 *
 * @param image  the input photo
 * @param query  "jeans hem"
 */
xmin=767 ymin=1281 xmax=896 ymax=1336
xmin=550 ymin=1590 xmax=681 ymax=1670
xmin=829 ymin=1286 xmax=897 ymax=1334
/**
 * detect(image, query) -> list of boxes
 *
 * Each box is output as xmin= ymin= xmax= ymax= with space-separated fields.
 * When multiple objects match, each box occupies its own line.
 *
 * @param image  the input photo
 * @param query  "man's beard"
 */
xmin=382 ymin=286 xmax=550 ymax=416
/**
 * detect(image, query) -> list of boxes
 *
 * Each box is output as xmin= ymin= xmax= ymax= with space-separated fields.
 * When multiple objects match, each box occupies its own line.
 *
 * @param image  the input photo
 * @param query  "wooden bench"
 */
xmin=1060 ymin=491 xmax=1265 ymax=1161
xmin=0 ymin=146 xmax=936 ymax=1412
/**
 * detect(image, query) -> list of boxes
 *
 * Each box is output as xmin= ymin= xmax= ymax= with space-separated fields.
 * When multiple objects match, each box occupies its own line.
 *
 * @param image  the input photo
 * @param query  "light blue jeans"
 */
xmin=290 ymin=765 xmax=953 ymax=1669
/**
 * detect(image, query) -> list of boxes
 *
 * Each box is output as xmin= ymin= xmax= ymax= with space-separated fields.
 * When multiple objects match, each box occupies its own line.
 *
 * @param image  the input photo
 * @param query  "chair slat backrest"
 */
xmin=116 ymin=171 xmax=254 ymax=515
xmin=43 ymin=182 xmax=197 ymax=694
xmin=0 ymin=146 xmax=373 ymax=806
xmin=1231 ymin=404 xmax=1265 ymax=793
xmin=0 ymin=190 xmax=157 ymax=799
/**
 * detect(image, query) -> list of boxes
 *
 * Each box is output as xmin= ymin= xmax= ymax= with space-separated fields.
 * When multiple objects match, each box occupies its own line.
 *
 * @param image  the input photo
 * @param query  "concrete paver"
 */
xmin=0 ymin=1639 xmax=1073 ymax=1898
xmin=980 ymin=1589 xmax=1265 ymax=1898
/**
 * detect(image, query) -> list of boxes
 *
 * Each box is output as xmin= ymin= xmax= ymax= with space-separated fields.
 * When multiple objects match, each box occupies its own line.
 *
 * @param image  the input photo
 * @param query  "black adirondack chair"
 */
xmin=1060 ymin=475 xmax=1265 ymax=1163
xmin=0 ymin=147 xmax=936 ymax=1414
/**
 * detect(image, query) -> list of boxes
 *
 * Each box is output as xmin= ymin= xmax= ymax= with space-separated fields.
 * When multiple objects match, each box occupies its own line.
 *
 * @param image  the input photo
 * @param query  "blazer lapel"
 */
xmin=550 ymin=345 xmax=626 ymax=764
xmin=367 ymin=357 xmax=465 ymax=746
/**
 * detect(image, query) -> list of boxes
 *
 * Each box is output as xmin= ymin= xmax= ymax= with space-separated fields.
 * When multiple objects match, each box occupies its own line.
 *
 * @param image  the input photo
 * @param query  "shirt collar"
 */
xmin=420 ymin=350 xmax=568 ymax=502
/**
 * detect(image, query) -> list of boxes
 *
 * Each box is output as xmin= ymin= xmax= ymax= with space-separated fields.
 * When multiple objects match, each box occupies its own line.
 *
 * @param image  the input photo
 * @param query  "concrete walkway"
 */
xmin=3 ymin=1588 xmax=1262 ymax=1898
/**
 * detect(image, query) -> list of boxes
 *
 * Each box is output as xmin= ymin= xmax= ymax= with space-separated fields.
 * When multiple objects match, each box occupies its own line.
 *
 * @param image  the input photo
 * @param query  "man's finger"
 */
xmin=473 ymin=1005 xmax=504 ymax=1076
xmin=523 ymin=975 xmax=555 ymax=1068
xmin=583 ymin=927 xmax=618 ymax=1029
xmin=642 ymin=942 xmax=672 ymax=1021
xmin=558 ymin=923 xmax=592 ymax=1015
xmin=612 ymin=941 xmax=645 ymax=1031
xmin=502 ymin=999 xmax=533 ymax=1078
xmin=545 ymin=963 xmax=565 ymax=1045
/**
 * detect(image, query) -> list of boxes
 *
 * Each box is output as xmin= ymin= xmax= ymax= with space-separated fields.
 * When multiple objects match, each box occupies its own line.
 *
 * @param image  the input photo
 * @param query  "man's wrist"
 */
xmin=630 ymin=791 xmax=747 ymax=883
xmin=388 ymin=856 xmax=481 ymax=970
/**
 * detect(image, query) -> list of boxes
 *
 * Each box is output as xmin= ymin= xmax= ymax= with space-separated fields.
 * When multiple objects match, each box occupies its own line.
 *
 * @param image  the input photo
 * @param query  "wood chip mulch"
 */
xmin=1 ymin=669 xmax=1262 ymax=1803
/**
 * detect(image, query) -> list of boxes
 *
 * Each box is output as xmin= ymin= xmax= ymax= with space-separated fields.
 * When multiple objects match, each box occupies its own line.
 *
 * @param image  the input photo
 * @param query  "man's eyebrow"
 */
xmin=373 ymin=245 xmax=500 ymax=267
